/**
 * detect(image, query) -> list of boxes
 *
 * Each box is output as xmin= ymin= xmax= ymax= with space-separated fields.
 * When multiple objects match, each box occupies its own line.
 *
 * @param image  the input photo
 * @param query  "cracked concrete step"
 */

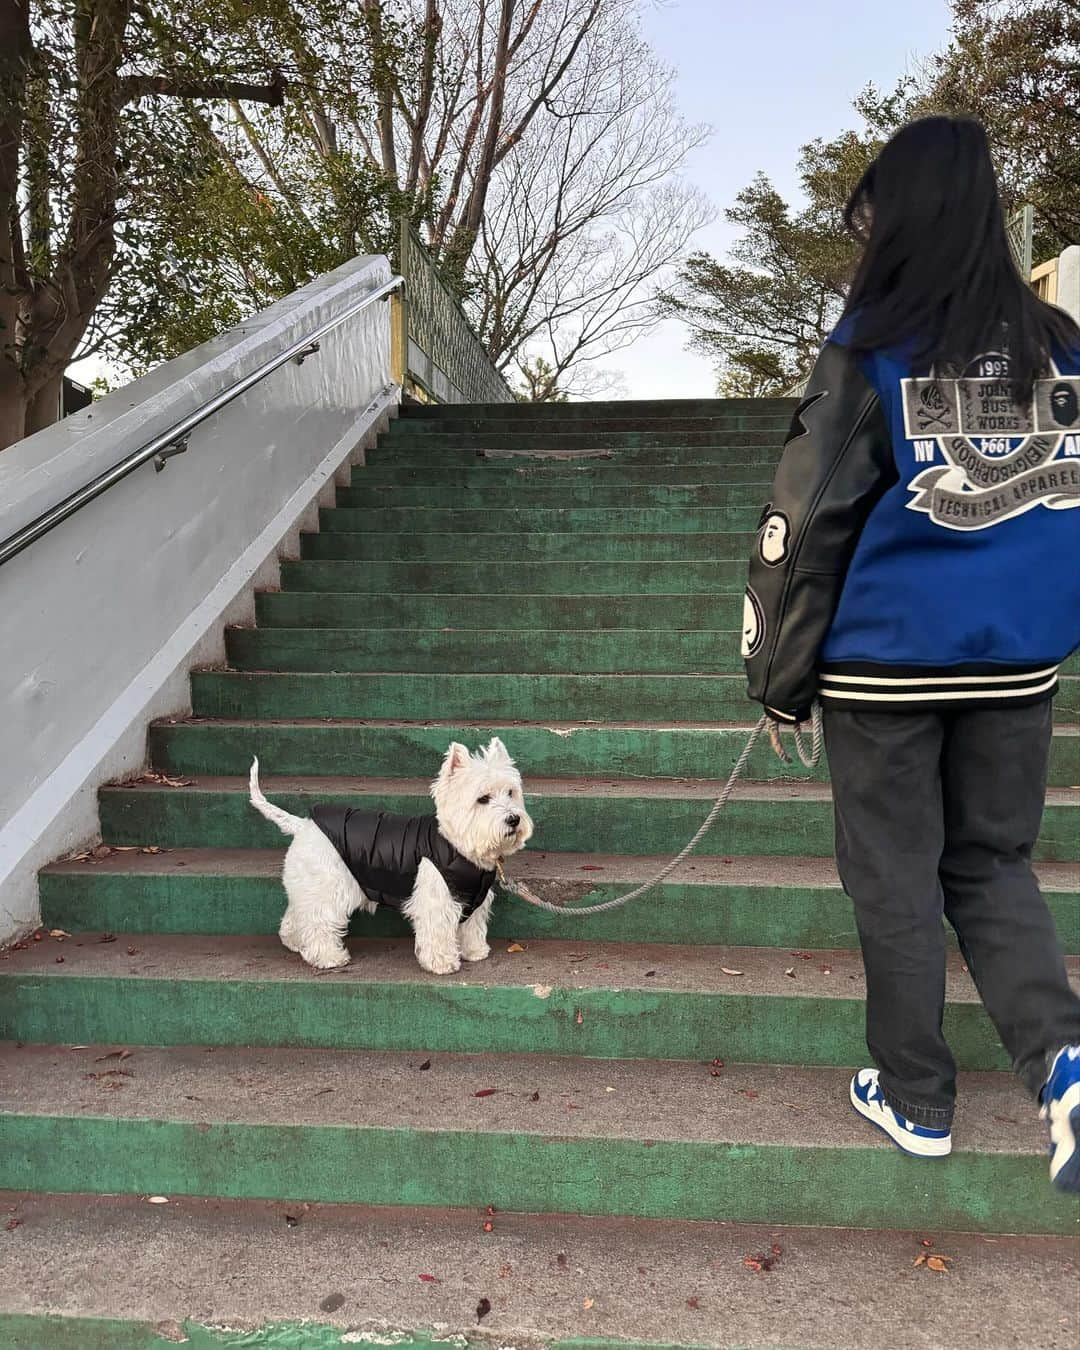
xmin=37 ymin=847 xmax=1080 ymax=952
xmin=354 ymin=461 xmax=779 ymax=486
xmin=398 ymin=397 xmax=797 ymax=420
xmin=94 ymin=774 xmax=1080 ymax=861
xmin=277 ymin=560 xmax=750 ymax=596
xmin=0 ymin=1044 xmax=1074 ymax=1236
xmin=146 ymin=717 xmax=1080 ymax=789
xmin=304 ymin=527 xmax=758 ymax=561
xmin=387 ymin=409 xmax=793 ymax=432
xmin=367 ymin=445 xmax=783 ymax=470
xmin=335 ymin=481 xmax=770 ymax=509
xmin=373 ymin=431 xmax=787 ymax=454
xmin=313 ymin=506 xmax=762 ymax=533
xmin=2 ymin=1195 xmax=1073 ymax=1350
xmin=2 ymin=934 xmax=1077 ymax=1071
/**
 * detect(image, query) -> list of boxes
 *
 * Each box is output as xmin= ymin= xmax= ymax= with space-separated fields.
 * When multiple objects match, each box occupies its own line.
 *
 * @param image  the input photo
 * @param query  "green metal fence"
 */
xmin=391 ymin=221 xmax=514 ymax=404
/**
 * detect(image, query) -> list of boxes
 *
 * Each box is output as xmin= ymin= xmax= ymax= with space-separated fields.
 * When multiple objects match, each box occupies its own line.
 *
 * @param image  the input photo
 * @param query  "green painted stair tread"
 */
xmin=255 ymin=597 xmax=747 ymax=628
xmin=146 ymin=717 xmax=1080 ymax=788
xmin=335 ymin=482 xmax=769 ymax=509
xmin=94 ymin=773 xmax=1080 ymax=860
xmin=189 ymin=671 xmax=1080 ymax=724
xmin=278 ymin=561 xmax=751 ymax=595
xmin=4 ymin=1199 xmax=1073 ymax=1350
xmin=0 ymin=1044 xmax=1073 ymax=1235
xmin=305 ymin=528 xmax=758 ymax=560
xmin=0 ymin=1041 xmax=1051 ymax=1154
xmin=311 ymin=507 xmax=762 ymax=533
xmin=227 ymin=627 xmax=747 ymax=675
xmin=2 ymin=933 xmax=1077 ymax=1070
xmin=37 ymin=848 xmax=1080 ymax=951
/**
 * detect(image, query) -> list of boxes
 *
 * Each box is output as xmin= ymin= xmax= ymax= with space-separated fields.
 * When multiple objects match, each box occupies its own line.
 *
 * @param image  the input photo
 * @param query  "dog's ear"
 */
xmin=439 ymin=742 xmax=472 ymax=780
xmin=482 ymin=736 xmax=513 ymax=766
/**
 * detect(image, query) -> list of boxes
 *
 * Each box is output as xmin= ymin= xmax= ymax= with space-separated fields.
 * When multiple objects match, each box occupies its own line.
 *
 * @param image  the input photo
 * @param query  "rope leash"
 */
xmin=497 ymin=703 xmax=824 ymax=916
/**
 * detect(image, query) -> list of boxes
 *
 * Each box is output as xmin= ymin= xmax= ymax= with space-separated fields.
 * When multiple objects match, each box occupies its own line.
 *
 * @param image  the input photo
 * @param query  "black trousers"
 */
xmin=824 ymin=701 xmax=1080 ymax=1128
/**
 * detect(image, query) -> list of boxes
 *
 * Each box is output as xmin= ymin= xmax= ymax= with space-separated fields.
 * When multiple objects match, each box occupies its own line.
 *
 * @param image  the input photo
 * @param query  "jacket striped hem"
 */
xmin=817 ymin=662 xmax=1060 ymax=710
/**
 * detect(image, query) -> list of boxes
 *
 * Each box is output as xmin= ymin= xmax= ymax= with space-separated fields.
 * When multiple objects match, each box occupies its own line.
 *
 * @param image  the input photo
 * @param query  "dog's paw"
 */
xmin=417 ymin=950 xmax=461 ymax=976
xmin=459 ymin=941 xmax=491 ymax=963
xmin=301 ymin=946 xmax=351 ymax=971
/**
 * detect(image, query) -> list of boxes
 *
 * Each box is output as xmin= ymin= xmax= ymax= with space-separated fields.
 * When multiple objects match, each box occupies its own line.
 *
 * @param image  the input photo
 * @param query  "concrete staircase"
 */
xmin=1 ymin=398 xmax=1077 ymax=1348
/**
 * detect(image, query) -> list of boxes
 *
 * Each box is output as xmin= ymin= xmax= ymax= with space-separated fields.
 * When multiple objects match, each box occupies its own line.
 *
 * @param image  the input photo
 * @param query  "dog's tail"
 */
xmin=248 ymin=757 xmax=305 ymax=836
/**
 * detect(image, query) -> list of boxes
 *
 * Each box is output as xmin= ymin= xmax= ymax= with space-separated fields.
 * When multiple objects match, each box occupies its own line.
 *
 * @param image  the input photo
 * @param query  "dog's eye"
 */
xmin=476 ymin=795 xmax=491 ymax=805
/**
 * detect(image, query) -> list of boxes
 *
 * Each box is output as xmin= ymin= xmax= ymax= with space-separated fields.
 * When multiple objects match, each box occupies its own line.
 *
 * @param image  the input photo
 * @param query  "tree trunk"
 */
xmin=25 ymin=372 xmax=62 ymax=436
xmin=0 ymin=363 xmax=27 ymax=450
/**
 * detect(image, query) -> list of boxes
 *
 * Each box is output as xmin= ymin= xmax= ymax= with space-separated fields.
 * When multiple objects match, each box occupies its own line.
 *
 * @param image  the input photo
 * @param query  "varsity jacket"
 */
xmin=310 ymin=805 xmax=495 ymax=919
xmin=744 ymin=332 xmax=1080 ymax=720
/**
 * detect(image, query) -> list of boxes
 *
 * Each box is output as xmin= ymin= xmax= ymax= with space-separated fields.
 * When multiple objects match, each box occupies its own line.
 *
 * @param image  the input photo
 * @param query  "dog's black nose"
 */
xmin=506 ymin=814 xmax=521 ymax=829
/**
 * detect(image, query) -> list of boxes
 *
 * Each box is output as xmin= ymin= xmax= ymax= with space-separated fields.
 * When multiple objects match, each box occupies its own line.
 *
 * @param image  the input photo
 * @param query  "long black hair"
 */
xmin=840 ymin=115 xmax=1079 ymax=397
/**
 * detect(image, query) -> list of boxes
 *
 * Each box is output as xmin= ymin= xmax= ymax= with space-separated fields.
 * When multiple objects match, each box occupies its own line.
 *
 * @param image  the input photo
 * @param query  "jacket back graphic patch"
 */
xmin=903 ymin=353 xmax=1080 ymax=531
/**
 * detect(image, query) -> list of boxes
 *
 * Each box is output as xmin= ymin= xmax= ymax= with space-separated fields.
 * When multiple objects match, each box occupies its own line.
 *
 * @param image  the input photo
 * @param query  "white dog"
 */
xmin=248 ymin=739 xmax=532 ymax=975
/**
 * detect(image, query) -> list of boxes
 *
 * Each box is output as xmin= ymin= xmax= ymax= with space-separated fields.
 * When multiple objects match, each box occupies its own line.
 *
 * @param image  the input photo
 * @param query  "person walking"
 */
xmin=743 ymin=115 xmax=1080 ymax=1191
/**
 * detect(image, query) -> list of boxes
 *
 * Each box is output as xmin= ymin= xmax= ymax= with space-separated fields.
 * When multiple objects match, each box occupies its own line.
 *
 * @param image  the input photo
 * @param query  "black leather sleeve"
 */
xmin=743 ymin=342 xmax=896 ymax=721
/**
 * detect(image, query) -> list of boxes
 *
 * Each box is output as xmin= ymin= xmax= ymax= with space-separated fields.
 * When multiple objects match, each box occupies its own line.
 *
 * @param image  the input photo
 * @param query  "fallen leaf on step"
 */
xmin=709 ymin=1058 xmax=725 ymax=1077
xmin=557 ymin=1253 xmax=568 ymax=1269
xmin=499 ymin=1263 xmax=513 ymax=1278
xmin=418 ymin=1059 xmax=431 ymax=1071
xmin=926 ymin=1256 xmax=952 ymax=1273
xmin=582 ymin=1298 xmax=594 ymax=1309
xmin=419 ymin=1273 xmax=439 ymax=1283
xmin=507 ymin=942 xmax=526 ymax=953
xmin=474 ymin=1088 xmax=497 ymax=1098
xmin=580 ymin=865 xmax=604 ymax=872
xmin=99 ymin=933 xmax=117 ymax=944
xmin=920 ymin=1238 xmax=935 ymax=1247
xmin=575 ymin=1009 xmax=584 ymax=1025
xmin=91 ymin=845 xmax=113 ymax=860
xmin=476 ymin=1297 xmax=492 ymax=1321
xmin=5 ymin=1218 xmax=23 ymax=1232
xmin=95 ymin=1049 xmax=132 ymax=1062
xmin=721 ymin=967 xmax=744 ymax=977
xmin=483 ymin=1221 xmax=494 ymax=1232
xmin=55 ymin=955 xmax=65 ymax=963
xmin=285 ymin=1215 xmax=300 ymax=1227
xmin=49 ymin=929 xmax=70 ymax=939
xmin=126 ymin=946 xmax=139 ymax=956
xmin=914 ymin=1253 xmax=927 ymax=1267
xmin=142 ymin=846 xmax=161 ymax=855
xmin=644 ymin=969 xmax=657 ymax=977
xmin=530 ymin=1091 xmax=540 ymax=1102
xmin=687 ymin=1297 xmax=700 ymax=1309
xmin=147 ymin=1196 xmax=169 ymax=1205
xmin=784 ymin=967 xmax=796 ymax=978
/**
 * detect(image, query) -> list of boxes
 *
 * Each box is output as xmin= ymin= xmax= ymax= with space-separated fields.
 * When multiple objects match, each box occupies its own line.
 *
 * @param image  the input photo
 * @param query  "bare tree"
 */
xmin=469 ymin=13 xmax=711 ymax=396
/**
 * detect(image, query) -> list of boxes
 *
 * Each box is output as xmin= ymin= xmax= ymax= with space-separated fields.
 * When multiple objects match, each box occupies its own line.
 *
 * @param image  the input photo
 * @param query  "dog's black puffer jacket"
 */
xmin=310 ymin=805 xmax=495 ymax=919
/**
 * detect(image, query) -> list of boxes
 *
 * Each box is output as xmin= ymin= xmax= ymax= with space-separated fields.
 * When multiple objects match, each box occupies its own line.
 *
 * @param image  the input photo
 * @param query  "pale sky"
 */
xmin=72 ymin=0 xmax=954 ymax=399
xmin=614 ymin=0 xmax=954 ymax=398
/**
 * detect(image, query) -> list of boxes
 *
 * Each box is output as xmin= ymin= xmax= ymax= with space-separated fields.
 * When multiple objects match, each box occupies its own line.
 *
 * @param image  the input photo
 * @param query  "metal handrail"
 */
xmin=0 ymin=273 xmax=405 ymax=569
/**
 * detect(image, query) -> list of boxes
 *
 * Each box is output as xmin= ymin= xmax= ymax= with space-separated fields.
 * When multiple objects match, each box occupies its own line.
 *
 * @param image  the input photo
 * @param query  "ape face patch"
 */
xmin=741 ymin=587 xmax=765 ymax=659
xmin=902 ymin=354 xmax=1080 ymax=531
xmin=758 ymin=510 xmax=791 ymax=566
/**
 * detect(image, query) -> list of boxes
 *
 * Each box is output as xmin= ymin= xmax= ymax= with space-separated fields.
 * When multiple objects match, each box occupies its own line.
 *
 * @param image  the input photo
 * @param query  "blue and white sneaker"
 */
xmin=849 ymin=1068 xmax=952 ymax=1158
xmin=1041 ymin=1046 xmax=1080 ymax=1193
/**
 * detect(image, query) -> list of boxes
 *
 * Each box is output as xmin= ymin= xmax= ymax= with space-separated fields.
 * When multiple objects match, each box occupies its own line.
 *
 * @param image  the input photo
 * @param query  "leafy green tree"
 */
xmin=0 ymin=0 xmax=286 ymax=449
xmin=661 ymin=0 xmax=1078 ymax=396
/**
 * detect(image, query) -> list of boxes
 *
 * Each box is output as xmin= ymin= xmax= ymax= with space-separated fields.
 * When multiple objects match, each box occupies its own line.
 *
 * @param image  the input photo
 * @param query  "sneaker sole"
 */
xmin=849 ymin=1079 xmax=953 ymax=1159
